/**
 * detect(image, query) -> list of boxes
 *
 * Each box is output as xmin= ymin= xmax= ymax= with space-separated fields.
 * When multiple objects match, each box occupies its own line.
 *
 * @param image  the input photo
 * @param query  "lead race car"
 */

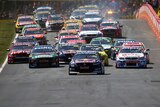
xmin=115 ymin=47 xmax=147 ymax=68
xmin=29 ymin=45 xmax=59 ymax=68
xmin=69 ymin=51 xmax=105 ymax=75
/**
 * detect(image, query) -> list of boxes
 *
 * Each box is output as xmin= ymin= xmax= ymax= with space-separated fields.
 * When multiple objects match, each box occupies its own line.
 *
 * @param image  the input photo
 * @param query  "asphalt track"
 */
xmin=1 ymin=19 xmax=160 ymax=107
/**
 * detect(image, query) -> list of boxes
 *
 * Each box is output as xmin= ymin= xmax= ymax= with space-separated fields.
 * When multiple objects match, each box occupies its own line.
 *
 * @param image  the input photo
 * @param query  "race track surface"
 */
xmin=1 ymin=19 xmax=160 ymax=107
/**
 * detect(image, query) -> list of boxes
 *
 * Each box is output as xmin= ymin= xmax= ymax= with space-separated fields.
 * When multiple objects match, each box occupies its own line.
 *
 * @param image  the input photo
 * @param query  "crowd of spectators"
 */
xmin=0 ymin=0 xmax=142 ymax=19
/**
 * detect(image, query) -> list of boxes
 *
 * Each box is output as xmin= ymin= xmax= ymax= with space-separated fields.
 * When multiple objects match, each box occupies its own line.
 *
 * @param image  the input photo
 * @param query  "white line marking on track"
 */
xmin=0 ymin=34 xmax=18 ymax=73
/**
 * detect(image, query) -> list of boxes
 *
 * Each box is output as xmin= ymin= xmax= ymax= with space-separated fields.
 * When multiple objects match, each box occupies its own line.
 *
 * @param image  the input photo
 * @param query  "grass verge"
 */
xmin=0 ymin=20 xmax=15 ymax=67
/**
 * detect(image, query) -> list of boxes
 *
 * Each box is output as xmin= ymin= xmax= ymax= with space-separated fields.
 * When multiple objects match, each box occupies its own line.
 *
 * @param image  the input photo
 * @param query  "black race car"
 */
xmin=69 ymin=51 xmax=105 ymax=75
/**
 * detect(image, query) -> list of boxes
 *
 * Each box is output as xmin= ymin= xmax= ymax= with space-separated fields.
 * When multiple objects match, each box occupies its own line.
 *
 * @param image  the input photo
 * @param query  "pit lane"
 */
xmin=0 ymin=19 xmax=160 ymax=107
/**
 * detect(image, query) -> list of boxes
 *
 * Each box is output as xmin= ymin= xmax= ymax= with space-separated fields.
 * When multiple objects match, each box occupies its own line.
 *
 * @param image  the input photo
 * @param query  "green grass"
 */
xmin=0 ymin=20 xmax=15 ymax=67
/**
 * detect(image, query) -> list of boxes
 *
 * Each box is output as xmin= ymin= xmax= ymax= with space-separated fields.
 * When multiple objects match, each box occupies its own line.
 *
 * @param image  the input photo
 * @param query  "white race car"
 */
xmin=79 ymin=24 xmax=103 ymax=43
xmin=116 ymin=47 xmax=147 ymax=68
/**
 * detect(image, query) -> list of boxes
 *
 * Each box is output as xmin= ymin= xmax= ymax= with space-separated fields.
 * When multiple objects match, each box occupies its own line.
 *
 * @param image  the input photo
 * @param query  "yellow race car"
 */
xmin=15 ymin=15 xmax=36 ymax=33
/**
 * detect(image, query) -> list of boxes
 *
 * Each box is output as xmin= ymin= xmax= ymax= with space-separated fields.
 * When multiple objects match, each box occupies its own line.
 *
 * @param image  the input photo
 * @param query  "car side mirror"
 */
xmin=6 ymin=49 xmax=10 ymax=51
xmin=120 ymin=25 xmax=123 ymax=27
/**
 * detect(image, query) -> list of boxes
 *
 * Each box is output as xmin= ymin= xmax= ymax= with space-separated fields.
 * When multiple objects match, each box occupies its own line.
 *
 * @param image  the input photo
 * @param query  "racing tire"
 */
xmin=29 ymin=62 xmax=37 ymax=68
xmin=7 ymin=61 xmax=13 ymax=64
xmin=55 ymin=61 xmax=59 ymax=67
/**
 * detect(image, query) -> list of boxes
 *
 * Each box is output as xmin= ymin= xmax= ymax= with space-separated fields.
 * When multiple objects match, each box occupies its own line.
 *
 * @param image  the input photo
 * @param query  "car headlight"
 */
xmin=70 ymin=61 xmax=76 ymax=67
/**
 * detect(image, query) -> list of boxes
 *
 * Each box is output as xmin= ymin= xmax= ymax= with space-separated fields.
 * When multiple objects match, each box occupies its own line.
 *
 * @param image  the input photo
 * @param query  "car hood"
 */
xmin=31 ymin=52 xmax=56 ymax=58
xmin=75 ymin=59 xmax=96 ymax=63
xmin=11 ymin=49 xmax=31 ymax=54
xmin=19 ymin=21 xmax=34 ymax=25
xmin=25 ymin=34 xmax=44 ymax=38
xmin=118 ymin=53 xmax=144 ymax=58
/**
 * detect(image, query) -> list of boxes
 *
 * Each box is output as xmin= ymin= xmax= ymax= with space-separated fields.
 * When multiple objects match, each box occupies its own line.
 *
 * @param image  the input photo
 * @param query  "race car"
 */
xmin=45 ymin=14 xmax=64 ymax=31
xmin=55 ymin=30 xmax=78 ymax=41
xmin=62 ymin=23 xmax=80 ymax=32
xmin=80 ymin=44 xmax=108 ymax=66
xmin=55 ymin=44 xmax=79 ymax=62
xmin=34 ymin=11 xmax=51 ymax=28
xmin=70 ymin=9 xmax=87 ymax=20
xmin=79 ymin=24 xmax=103 ymax=43
xmin=29 ymin=45 xmax=59 ymax=68
xmin=90 ymin=37 xmax=113 ymax=57
xmin=20 ymin=24 xmax=41 ymax=36
xmin=122 ymin=42 xmax=150 ymax=63
xmin=58 ymin=35 xmax=79 ymax=45
xmin=111 ymin=39 xmax=136 ymax=60
xmin=7 ymin=43 xmax=33 ymax=64
xmin=15 ymin=15 xmax=36 ymax=33
xmin=116 ymin=47 xmax=147 ymax=68
xmin=82 ymin=12 xmax=103 ymax=25
xmin=23 ymin=28 xmax=47 ymax=45
xmin=100 ymin=20 xmax=122 ymax=38
xmin=14 ymin=36 xmax=39 ymax=46
xmin=69 ymin=51 xmax=105 ymax=75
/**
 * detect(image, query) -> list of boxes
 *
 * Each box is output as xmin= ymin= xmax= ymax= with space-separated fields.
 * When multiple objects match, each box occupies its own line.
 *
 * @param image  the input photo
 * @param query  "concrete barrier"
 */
xmin=136 ymin=3 xmax=160 ymax=41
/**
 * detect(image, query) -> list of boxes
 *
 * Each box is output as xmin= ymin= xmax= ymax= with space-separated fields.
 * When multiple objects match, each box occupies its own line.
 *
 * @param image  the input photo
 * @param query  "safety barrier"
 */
xmin=136 ymin=3 xmax=160 ymax=41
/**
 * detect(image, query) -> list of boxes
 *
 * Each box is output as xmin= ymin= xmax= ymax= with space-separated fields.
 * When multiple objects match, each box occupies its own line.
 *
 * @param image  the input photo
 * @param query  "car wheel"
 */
xmin=7 ymin=61 xmax=13 ymax=64
xmin=55 ymin=61 xmax=59 ymax=67
xmin=29 ymin=62 xmax=37 ymax=68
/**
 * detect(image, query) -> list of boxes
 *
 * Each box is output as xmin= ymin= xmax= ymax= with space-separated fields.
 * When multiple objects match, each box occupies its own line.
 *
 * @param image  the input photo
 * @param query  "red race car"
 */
xmin=7 ymin=43 xmax=33 ymax=64
xmin=100 ymin=19 xmax=122 ymax=38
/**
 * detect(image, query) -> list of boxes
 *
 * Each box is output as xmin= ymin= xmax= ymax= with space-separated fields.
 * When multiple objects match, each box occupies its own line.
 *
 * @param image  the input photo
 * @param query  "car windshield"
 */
xmin=32 ymin=48 xmax=53 ymax=53
xmin=91 ymin=40 xmax=111 ymax=45
xmin=60 ymin=46 xmax=79 ymax=50
xmin=72 ymin=11 xmax=85 ymax=16
xmin=74 ymin=54 xmax=98 ymax=59
xmin=84 ymin=14 xmax=101 ymax=18
xmin=37 ymin=9 xmax=51 ymax=13
xmin=82 ymin=26 xmax=98 ymax=31
xmin=19 ymin=18 xmax=33 ymax=22
xmin=36 ymin=13 xmax=49 ymax=19
xmin=66 ymin=25 xmax=79 ymax=30
xmin=12 ymin=45 xmax=32 ymax=50
xmin=120 ymin=48 xmax=142 ymax=53
xmin=60 ymin=38 xmax=78 ymax=43
xmin=50 ymin=16 xmax=62 ymax=20
xmin=24 ymin=29 xmax=43 ymax=35
xmin=81 ymin=46 xmax=103 ymax=51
